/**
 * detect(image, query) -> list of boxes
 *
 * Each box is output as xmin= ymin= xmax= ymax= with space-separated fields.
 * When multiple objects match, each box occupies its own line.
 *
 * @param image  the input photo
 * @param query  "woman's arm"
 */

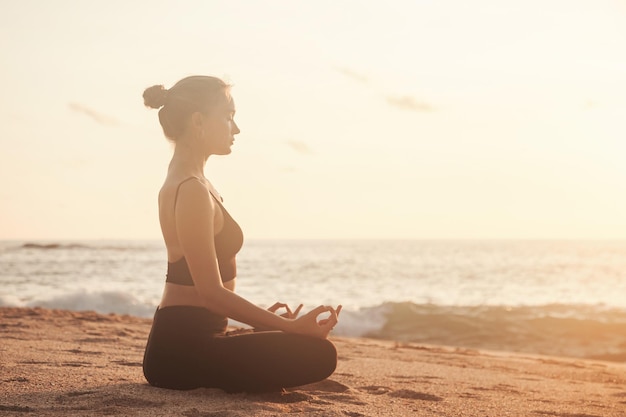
xmin=175 ymin=179 xmax=337 ymax=338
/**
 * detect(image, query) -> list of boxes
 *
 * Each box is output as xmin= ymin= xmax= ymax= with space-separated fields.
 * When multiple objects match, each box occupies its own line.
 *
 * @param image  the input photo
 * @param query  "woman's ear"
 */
xmin=190 ymin=111 xmax=205 ymax=128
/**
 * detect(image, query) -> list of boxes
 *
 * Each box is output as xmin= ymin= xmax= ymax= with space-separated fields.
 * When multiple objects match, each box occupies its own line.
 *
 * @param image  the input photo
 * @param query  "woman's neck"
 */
xmin=169 ymin=142 xmax=209 ymax=179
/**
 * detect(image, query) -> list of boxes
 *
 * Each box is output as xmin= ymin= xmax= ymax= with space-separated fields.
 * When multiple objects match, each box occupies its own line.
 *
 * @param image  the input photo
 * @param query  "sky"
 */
xmin=1 ymin=0 xmax=625 ymax=240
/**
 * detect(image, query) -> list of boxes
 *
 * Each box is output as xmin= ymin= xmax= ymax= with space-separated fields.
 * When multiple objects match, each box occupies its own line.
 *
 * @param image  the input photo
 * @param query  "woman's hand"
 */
xmin=288 ymin=305 xmax=342 ymax=339
xmin=253 ymin=302 xmax=304 ymax=332
xmin=318 ymin=305 xmax=342 ymax=327
xmin=267 ymin=302 xmax=303 ymax=319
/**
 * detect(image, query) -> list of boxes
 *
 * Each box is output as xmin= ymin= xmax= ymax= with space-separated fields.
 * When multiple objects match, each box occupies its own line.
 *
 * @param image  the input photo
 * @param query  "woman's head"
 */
xmin=143 ymin=75 xmax=234 ymax=143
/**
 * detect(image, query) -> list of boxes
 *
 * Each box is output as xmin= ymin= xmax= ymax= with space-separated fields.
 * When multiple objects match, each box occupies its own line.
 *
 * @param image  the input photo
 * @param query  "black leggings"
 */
xmin=143 ymin=306 xmax=337 ymax=393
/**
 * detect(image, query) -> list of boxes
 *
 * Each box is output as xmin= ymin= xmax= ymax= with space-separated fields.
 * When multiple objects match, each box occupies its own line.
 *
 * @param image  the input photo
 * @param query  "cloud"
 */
xmin=334 ymin=65 xmax=436 ymax=113
xmin=334 ymin=66 xmax=369 ymax=84
xmin=286 ymin=140 xmax=314 ymax=155
xmin=68 ymin=102 xmax=119 ymax=126
xmin=385 ymin=95 xmax=434 ymax=112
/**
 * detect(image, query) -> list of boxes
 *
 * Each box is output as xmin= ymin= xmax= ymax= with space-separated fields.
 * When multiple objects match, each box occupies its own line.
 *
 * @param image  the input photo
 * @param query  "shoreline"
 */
xmin=3 ymin=301 xmax=626 ymax=364
xmin=1 ymin=307 xmax=625 ymax=416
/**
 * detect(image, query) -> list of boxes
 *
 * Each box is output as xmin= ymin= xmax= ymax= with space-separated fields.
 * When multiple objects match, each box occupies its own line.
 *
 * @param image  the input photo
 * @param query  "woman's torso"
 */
xmin=158 ymin=175 xmax=242 ymax=308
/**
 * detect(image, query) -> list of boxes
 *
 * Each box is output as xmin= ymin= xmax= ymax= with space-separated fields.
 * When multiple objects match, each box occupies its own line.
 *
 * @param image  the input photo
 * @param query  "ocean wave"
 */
xmin=333 ymin=302 xmax=626 ymax=361
xmin=0 ymin=290 xmax=157 ymax=318
xmin=20 ymin=242 xmax=92 ymax=250
xmin=2 ymin=291 xmax=625 ymax=361
xmin=4 ymin=241 xmax=162 ymax=252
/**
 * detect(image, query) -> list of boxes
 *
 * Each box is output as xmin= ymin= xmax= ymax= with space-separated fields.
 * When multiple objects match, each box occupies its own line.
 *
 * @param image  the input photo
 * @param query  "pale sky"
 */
xmin=1 ymin=0 xmax=625 ymax=240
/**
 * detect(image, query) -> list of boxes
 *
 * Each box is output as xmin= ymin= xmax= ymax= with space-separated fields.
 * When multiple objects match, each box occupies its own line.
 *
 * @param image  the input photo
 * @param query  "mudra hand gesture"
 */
xmin=267 ymin=302 xmax=304 ymax=319
xmin=267 ymin=303 xmax=342 ymax=339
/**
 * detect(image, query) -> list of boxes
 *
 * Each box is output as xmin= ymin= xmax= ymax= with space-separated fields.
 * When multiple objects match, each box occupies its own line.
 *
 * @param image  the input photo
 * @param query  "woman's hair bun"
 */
xmin=143 ymin=84 xmax=168 ymax=109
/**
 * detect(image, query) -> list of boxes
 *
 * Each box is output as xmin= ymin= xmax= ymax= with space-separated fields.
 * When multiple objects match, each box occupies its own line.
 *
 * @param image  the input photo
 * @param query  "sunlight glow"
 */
xmin=0 ymin=0 xmax=624 ymax=239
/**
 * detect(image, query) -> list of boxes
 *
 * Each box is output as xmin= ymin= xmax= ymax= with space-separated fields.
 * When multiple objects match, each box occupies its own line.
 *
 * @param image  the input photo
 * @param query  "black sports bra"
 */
xmin=166 ymin=177 xmax=244 ymax=286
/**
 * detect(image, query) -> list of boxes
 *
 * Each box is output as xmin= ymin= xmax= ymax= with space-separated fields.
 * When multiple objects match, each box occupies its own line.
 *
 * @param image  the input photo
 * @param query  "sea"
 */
xmin=1 ymin=239 xmax=626 ymax=362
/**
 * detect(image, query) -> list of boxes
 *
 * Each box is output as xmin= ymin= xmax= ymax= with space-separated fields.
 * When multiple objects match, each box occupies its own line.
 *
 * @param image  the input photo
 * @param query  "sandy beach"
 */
xmin=1 ymin=307 xmax=625 ymax=416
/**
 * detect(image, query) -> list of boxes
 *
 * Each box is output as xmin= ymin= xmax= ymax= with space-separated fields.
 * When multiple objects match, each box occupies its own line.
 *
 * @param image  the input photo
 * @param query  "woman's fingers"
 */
xmin=269 ymin=302 xmax=291 ymax=315
xmin=307 ymin=305 xmax=332 ymax=317
xmin=269 ymin=302 xmax=305 ymax=319
xmin=268 ymin=302 xmax=285 ymax=313
xmin=289 ymin=304 xmax=343 ymax=339
xmin=306 ymin=305 xmax=341 ymax=321
xmin=293 ymin=304 xmax=304 ymax=317
xmin=312 ymin=306 xmax=338 ymax=329
xmin=327 ymin=307 xmax=339 ymax=326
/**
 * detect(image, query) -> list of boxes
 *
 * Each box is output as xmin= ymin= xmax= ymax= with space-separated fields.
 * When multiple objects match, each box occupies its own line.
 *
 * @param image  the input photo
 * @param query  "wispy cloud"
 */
xmin=68 ymin=102 xmax=119 ymax=126
xmin=286 ymin=140 xmax=314 ymax=155
xmin=385 ymin=95 xmax=434 ymax=112
xmin=334 ymin=65 xmax=436 ymax=113
xmin=334 ymin=66 xmax=369 ymax=84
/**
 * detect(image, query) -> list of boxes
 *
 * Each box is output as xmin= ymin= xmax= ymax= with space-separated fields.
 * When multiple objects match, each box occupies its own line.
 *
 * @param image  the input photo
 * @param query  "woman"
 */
xmin=141 ymin=75 xmax=341 ymax=393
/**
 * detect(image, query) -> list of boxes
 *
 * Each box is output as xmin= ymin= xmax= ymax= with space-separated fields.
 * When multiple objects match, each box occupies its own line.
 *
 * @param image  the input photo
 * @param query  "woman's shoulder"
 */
xmin=159 ymin=176 xmax=211 ymax=207
xmin=161 ymin=176 xmax=206 ymax=193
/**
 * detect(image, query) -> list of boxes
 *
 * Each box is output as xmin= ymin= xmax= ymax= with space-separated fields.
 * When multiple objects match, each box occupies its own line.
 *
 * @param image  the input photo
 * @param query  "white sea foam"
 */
xmin=33 ymin=290 xmax=156 ymax=318
xmin=332 ymin=304 xmax=391 ymax=337
xmin=0 ymin=289 xmax=157 ymax=318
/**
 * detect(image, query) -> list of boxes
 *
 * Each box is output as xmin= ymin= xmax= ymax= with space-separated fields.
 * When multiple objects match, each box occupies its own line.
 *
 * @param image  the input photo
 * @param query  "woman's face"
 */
xmin=201 ymin=94 xmax=240 ymax=156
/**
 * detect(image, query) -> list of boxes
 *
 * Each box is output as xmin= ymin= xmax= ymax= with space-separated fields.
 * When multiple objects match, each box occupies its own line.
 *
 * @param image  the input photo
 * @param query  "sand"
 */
xmin=1 ymin=307 xmax=625 ymax=416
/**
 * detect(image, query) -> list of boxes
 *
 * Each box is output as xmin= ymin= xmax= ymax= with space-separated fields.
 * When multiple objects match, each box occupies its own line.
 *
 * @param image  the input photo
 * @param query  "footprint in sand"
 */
xmin=64 ymin=390 xmax=97 ymax=397
xmin=0 ymin=405 xmax=35 ymax=413
xmin=392 ymin=375 xmax=441 ymax=386
xmin=359 ymin=386 xmax=443 ymax=402
xmin=293 ymin=379 xmax=367 ymax=406
xmin=491 ymin=383 xmax=522 ymax=395
xmin=296 ymin=379 xmax=351 ymax=393
xmin=62 ymin=361 xmax=92 ymax=367
xmin=392 ymin=375 xmax=413 ymax=381
xmin=78 ymin=337 xmax=119 ymax=343
xmin=4 ymin=377 xmax=29 ymax=383
xmin=18 ymin=360 xmax=50 ymax=365
xmin=359 ymin=385 xmax=392 ymax=395
xmin=471 ymin=384 xmax=521 ymax=395
xmin=389 ymin=389 xmax=443 ymax=402
xmin=65 ymin=349 xmax=102 ymax=356
xmin=111 ymin=360 xmax=143 ymax=367
xmin=459 ymin=392 xmax=481 ymax=399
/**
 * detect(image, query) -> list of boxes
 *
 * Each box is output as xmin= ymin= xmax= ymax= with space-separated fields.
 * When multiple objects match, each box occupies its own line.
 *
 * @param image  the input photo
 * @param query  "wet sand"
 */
xmin=1 ymin=307 xmax=625 ymax=416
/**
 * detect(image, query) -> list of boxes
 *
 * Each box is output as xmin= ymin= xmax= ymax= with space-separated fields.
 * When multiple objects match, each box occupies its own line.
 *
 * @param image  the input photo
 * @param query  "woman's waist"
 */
xmin=159 ymin=286 xmax=227 ymax=326
xmin=161 ymin=283 xmax=207 ymax=307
